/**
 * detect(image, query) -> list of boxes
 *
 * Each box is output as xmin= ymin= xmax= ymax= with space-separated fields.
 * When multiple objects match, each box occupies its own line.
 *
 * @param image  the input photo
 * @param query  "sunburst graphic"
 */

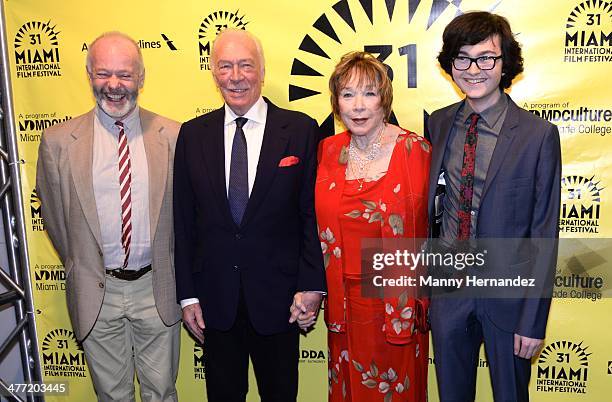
xmin=41 ymin=328 xmax=83 ymax=352
xmin=565 ymin=0 xmax=612 ymax=30
xmin=14 ymin=20 xmax=60 ymax=49
xmin=30 ymin=189 xmax=41 ymax=209
xmin=288 ymin=0 xmax=502 ymax=136
xmin=561 ymin=175 xmax=604 ymax=203
xmin=193 ymin=344 xmax=206 ymax=379
xmin=538 ymin=340 xmax=591 ymax=367
xmin=193 ymin=344 xmax=205 ymax=363
xmin=199 ymin=10 xmax=249 ymax=52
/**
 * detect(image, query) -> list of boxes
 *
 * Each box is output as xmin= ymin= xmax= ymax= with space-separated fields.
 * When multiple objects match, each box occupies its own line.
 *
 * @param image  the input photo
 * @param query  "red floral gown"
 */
xmin=316 ymin=130 xmax=431 ymax=402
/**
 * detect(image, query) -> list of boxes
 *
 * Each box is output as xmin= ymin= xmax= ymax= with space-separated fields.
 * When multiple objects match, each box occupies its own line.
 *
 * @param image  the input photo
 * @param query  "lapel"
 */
xmin=480 ymin=97 xmax=520 ymax=200
xmin=68 ymin=110 xmax=103 ymax=248
xmin=200 ymin=107 xmax=235 ymax=226
xmin=240 ymin=99 xmax=290 ymax=228
xmin=428 ymin=102 xmax=461 ymax=216
xmin=431 ymin=102 xmax=461 ymax=175
xmin=140 ymin=108 xmax=168 ymax=243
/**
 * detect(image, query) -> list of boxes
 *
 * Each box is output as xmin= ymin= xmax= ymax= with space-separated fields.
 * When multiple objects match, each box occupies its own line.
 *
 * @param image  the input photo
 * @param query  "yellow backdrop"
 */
xmin=4 ymin=0 xmax=611 ymax=400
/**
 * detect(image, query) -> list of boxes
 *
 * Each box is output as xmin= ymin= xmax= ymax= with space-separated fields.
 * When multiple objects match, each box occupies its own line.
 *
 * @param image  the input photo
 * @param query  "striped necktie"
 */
xmin=115 ymin=121 xmax=132 ymax=268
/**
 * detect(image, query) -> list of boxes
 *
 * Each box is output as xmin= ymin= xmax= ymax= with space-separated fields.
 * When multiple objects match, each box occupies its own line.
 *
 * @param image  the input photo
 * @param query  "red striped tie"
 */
xmin=115 ymin=121 xmax=132 ymax=268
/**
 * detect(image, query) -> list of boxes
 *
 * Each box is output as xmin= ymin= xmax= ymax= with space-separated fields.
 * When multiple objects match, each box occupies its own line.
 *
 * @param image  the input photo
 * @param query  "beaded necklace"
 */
xmin=348 ymin=123 xmax=386 ymax=190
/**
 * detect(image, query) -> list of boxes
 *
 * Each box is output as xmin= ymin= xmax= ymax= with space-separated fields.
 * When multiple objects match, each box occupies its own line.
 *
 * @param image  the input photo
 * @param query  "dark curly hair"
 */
xmin=437 ymin=11 xmax=523 ymax=89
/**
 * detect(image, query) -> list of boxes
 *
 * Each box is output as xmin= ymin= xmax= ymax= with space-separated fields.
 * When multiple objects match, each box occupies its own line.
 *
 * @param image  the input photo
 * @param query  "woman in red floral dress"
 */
xmin=316 ymin=52 xmax=431 ymax=402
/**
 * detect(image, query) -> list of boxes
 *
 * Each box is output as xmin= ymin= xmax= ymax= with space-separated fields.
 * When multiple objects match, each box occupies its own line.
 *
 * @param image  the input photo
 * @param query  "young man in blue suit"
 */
xmin=426 ymin=11 xmax=561 ymax=402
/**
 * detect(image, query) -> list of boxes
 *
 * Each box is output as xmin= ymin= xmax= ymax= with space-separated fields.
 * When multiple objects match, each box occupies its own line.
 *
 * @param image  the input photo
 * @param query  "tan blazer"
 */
xmin=36 ymin=108 xmax=182 ymax=340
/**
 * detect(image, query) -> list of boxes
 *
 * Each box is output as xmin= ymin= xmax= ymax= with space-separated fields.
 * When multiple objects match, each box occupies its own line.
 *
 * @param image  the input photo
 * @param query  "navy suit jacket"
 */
xmin=173 ymin=98 xmax=326 ymax=335
xmin=426 ymin=95 xmax=561 ymax=339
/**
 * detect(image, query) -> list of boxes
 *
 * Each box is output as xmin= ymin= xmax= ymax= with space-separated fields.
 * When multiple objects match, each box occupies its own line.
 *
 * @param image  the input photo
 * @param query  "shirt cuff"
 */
xmin=180 ymin=298 xmax=200 ymax=309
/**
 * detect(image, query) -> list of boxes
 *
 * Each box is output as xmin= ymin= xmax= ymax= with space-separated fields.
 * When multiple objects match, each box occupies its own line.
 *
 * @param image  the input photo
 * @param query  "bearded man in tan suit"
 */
xmin=36 ymin=32 xmax=181 ymax=401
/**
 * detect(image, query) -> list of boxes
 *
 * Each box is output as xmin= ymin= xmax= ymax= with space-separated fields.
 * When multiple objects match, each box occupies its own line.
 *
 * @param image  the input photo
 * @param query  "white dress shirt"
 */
xmin=223 ymin=96 xmax=268 ymax=195
xmin=92 ymin=106 xmax=151 ymax=270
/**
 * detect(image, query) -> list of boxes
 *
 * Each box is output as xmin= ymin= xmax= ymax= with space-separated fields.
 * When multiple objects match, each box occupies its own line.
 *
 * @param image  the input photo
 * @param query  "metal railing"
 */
xmin=0 ymin=2 xmax=43 ymax=401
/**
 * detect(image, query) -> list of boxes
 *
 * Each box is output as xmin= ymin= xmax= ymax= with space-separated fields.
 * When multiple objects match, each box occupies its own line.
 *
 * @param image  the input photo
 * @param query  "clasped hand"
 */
xmin=289 ymin=291 xmax=323 ymax=330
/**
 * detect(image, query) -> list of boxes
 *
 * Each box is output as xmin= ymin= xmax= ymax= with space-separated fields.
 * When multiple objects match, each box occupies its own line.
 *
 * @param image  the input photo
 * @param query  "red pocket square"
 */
xmin=279 ymin=156 xmax=300 ymax=167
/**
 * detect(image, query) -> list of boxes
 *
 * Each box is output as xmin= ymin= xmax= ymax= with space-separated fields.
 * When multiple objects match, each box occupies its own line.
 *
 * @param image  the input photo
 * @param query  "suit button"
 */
xmin=233 ymin=265 xmax=239 ymax=270
xmin=98 ymin=282 xmax=104 ymax=288
xmin=470 ymin=211 xmax=475 ymax=216
xmin=98 ymin=250 xmax=103 ymax=256
xmin=235 ymin=234 xmax=243 ymax=240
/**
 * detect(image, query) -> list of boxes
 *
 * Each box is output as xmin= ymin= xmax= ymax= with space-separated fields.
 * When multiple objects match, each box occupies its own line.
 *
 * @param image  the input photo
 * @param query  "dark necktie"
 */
xmin=457 ymin=113 xmax=480 ymax=241
xmin=115 ymin=121 xmax=132 ymax=268
xmin=228 ymin=117 xmax=249 ymax=225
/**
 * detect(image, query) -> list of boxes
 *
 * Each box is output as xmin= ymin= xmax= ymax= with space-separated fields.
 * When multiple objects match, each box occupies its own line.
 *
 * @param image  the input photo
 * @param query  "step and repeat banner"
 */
xmin=3 ymin=0 xmax=612 ymax=400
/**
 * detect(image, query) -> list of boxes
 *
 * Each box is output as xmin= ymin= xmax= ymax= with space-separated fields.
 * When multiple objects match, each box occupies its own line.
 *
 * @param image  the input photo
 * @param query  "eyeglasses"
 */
xmin=452 ymin=55 xmax=503 ymax=71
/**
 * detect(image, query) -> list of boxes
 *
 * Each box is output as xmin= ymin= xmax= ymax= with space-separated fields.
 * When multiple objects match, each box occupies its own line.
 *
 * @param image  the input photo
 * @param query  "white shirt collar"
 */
xmin=223 ymin=96 xmax=267 ymax=126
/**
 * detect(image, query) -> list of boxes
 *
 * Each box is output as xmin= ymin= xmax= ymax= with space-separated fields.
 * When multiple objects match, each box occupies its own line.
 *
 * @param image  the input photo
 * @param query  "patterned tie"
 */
xmin=457 ymin=113 xmax=480 ymax=241
xmin=116 ymin=121 xmax=132 ymax=268
xmin=228 ymin=117 xmax=248 ymax=225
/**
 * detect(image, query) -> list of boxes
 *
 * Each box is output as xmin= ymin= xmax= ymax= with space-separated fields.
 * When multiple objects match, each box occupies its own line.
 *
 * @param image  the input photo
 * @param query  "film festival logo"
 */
xmin=14 ymin=21 xmax=62 ymax=79
xmin=197 ymin=10 xmax=248 ymax=70
xmin=560 ymin=175 xmax=603 ymax=234
xmin=41 ymin=329 xmax=87 ymax=379
xmin=288 ymin=0 xmax=467 ymax=137
xmin=564 ymin=0 xmax=612 ymax=63
xmin=536 ymin=340 xmax=590 ymax=394
xmin=193 ymin=344 xmax=205 ymax=380
xmin=30 ymin=188 xmax=45 ymax=232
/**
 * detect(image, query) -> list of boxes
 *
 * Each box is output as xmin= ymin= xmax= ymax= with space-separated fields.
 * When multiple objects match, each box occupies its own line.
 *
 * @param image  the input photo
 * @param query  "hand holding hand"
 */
xmin=289 ymin=291 xmax=323 ymax=330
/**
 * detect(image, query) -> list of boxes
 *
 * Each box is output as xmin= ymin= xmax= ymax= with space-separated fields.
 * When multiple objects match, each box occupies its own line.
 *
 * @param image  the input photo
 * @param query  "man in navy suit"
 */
xmin=426 ymin=12 xmax=561 ymax=401
xmin=173 ymin=29 xmax=325 ymax=402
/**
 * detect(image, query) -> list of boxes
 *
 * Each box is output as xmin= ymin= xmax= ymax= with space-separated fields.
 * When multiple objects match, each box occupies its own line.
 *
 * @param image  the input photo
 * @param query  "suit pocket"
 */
xmin=498 ymin=177 xmax=531 ymax=190
xmin=509 ymin=260 xmax=531 ymax=270
xmin=495 ymin=178 xmax=533 ymax=230
xmin=511 ymin=177 xmax=531 ymax=187
xmin=276 ymin=164 xmax=300 ymax=176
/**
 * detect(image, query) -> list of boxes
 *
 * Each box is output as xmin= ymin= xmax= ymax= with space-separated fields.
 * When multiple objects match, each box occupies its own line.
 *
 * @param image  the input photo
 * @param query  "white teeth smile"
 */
xmin=466 ymin=78 xmax=486 ymax=84
xmin=106 ymin=94 xmax=125 ymax=101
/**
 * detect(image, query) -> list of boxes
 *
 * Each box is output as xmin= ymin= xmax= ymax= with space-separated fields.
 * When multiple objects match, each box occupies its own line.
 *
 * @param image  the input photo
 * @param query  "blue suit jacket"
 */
xmin=173 ymin=98 xmax=326 ymax=335
xmin=426 ymin=95 xmax=561 ymax=339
